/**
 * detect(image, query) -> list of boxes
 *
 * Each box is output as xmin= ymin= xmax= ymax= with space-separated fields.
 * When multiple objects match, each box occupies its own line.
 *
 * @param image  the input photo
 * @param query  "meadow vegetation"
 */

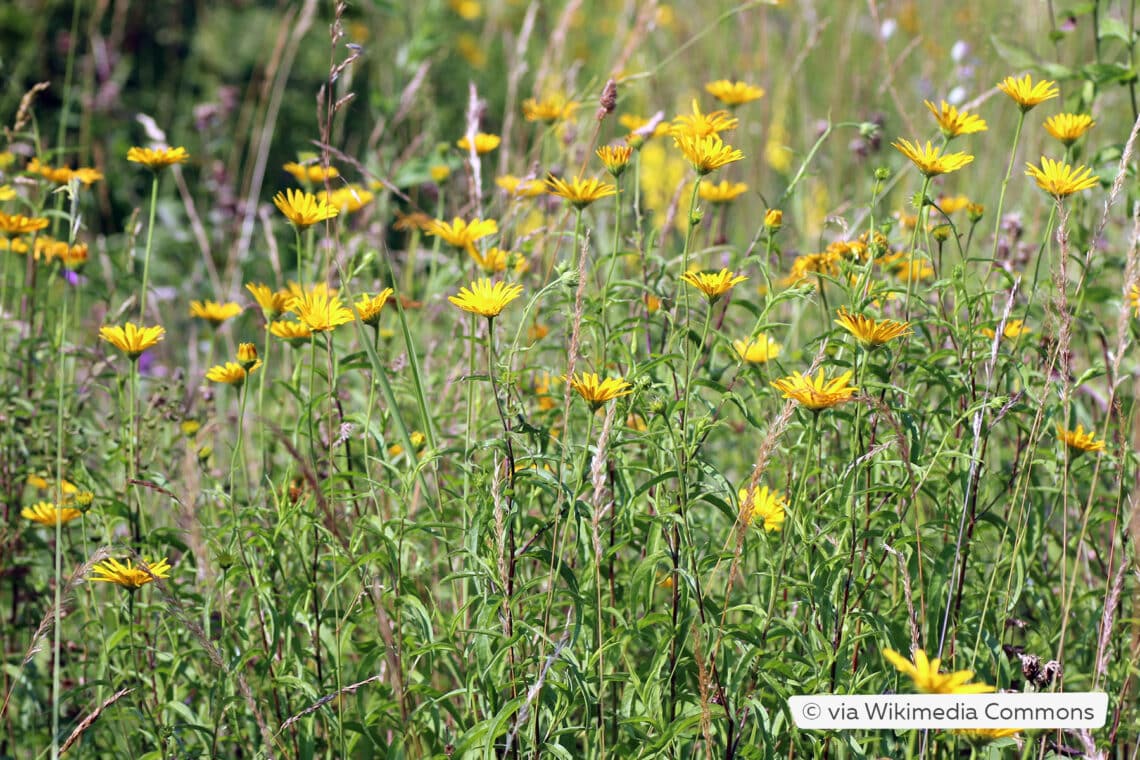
xmin=0 ymin=0 xmax=1138 ymax=758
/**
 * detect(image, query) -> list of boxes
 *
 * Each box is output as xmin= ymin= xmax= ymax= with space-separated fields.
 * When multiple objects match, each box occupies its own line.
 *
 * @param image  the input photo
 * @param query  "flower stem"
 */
xmin=903 ymin=175 xmax=932 ymax=321
xmin=989 ymin=110 xmax=1027 ymax=267
xmin=138 ymin=174 xmax=159 ymax=320
xmin=51 ymin=274 xmax=69 ymax=760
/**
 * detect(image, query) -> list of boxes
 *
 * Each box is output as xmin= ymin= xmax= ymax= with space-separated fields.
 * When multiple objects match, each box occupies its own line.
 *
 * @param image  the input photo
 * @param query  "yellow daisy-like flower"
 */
xmin=544 ymin=175 xmax=617 ymax=209
xmin=26 ymin=158 xmax=104 ymax=186
xmin=737 ymin=485 xmax=786 ymax=532
xmin=705 ymin=80 xmax=765 ymax=107
xmin=1057 ymin=423 xmax=1106 ymax=453
xmin=997 ymin=74 xmax=1059 ymax=111
xmin=190 ymin=299 xmax=243 ymax=326
xmin=681 ymin=268 xmax=748 ymax=301
xmin=674 ymin=133 xmax=745 ymax=175
xmin=206 ymin=361 xmax=261 ymax=386
xmin=596 ymin=145 xmax=633 ymax=177
xmin=126 ymin=146 xmax=189 ymax=171
xmin=496 ymin=175 xmax=547 ymax=198
xmin=522 ymin=93 xmax=579 ymax=123
xmin=246 ymin=282 xmax=291 ymax=319
xmin=1025 ymin=156 xmax=1099 ymax=198
xmin=835 ymin=308 xmax=911 ymax=350
xmin=279 ymin=280 xmax=337 ymax=310
xmin=732 ymin=334 xmax=781 ymax=363
xmin=882 ymin=648 xmax=994 ymax=695
xmin=289 ymin=288 xmax=354 ymax=332
xmin=567 ymin=372 xmax=634 ymax=407
xmin=937 ymin=194 xmax=972 ymax=214
xmin=699 ymin=180 xmax=748 ymax=204
xmin=950 ymin=728 xmax=1022 ymax=744
xmin=99 ymin=323 xmax=165 ymax=360
xmin=21 ymin=501 xmax=83 ymax=526
xmin=0 ymin=185 xmax=16 ymax=201
xmin=448 ymin=278 xmax=523 ymax=319
xmin=430 ymin=164 xmax=451 ymax=183
xmin=90 ymin=556 xmax=173 ymax=590
xmin=923 ymin=100 xmax=987 ymax=138
xmin=318 ymin=184 xmax=374 ymax=213
xmin=354 ymin=288 xmax=394 ymax=326
xmin=283 ymin=161 xmax=339 ymax=183
xmin=393 ymin=209 xmax=434 ymax=231
xmin=1043 ymin=113 xmax=1095 ymax=146
xmin=770 ymin=369 xmax=858 ymax=411
xmin=671 ymin=99 xmax=739 ymax=138
xmin=981 ymin=319 xmax=1031 ymax=341
xmin=269 ymin=319 xmax=313 ymax=346
xmin=892 ymin=138 xmax=974 ymax=177
xmin=273 ymin=188 xmax=339 ymax=229
xmin=423 ymin=216 xmax=498 ymax=250
xmin=0 ymin=212 xmax=49 ymax=236
xmin=469 ymin=246 xmax=527 ymax=274
xmin=457 ymin=133 xmax=501 ymax=154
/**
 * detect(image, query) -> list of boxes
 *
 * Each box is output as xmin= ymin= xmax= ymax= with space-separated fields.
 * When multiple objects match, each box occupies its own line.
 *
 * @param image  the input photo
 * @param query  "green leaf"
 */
xmin=990 ymin=36 xmax=1038 ymax=69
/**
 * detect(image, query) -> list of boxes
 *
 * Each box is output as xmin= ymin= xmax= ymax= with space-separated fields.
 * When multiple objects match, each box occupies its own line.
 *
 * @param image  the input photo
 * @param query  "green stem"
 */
xmin=51 ymin=274 xmax=69 ymax=760
xmin=903 ymin=175 xmax=932 ymax=321
xmin=988 ymin=110 xmax=1027 ymax=268
xmin=257 ymin=323 xmax=272 ymax=477
xmin=128 ymin=359 xmax=140 ymax=545
xmin=139 ymin=174 xmax=159 ymax=320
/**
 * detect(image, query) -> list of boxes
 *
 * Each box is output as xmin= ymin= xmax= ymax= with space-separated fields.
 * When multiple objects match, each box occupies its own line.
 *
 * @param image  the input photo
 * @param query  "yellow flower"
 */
xmin=237 ymin=342 xmax=259 ymax=369
xmin=1057 ymin=423 xmax=1106 ymax=453
xmin=981 ymin=319 xmax=1031 ymax=340
xmin=699 ymin=180 xmax=748 ymax=204
xmin=882 ymin=648 xmax=994 ymax=695
xmin=289 ymin=288 xmax=354 ymax=332
xmin=732 ymin=334 xmax=781 ymax=363
xmin=0 ymin=185 xmax=15 ymax=201
xmin=544 ymin=175 xmax=617 ymax=209
xmin=596 ymin=145 xmax=633 ymax=177
xmin=269 ymin=319 xmax=313 ymax=346
xmin=0 ymin=212 xmax=49 ymax=236
xmin=90 ymin=556 xmax=173 ymax=590
xmin=764 ymin=208 xmax=783 ymax=230
xmin=388 ymin=431 xmax=427 ymax=458
xmin=705 ymin=80 xmax=765 ymax=107
xmin=643 ymin=293 xmax=662 ymax=313
xmin=1129 ymin=283 xmax=1140 ymax=317
xmin=680 ymin=268 xmax=747 ymax=301
xmin=280 ymin=280 xmax=337 ymax=311
xmin=21 ymin=502 xmax=83 ymax=526
xmin=737 ymin=486 xmax=786 ymax=532
xmin=1043 ymin=113 xmax=1095 ymax=146
xmin=99 ymin=323 xmax=165 ymax=360
xmin=674 ymin=133 xmax=745 ymax=175
xmin=190 ymin=299 xmax=243 ymax=326
xmin=770 ymin=369 xmax=858 ymax=411
xmin=937 ymin=194 xmax=971 ymax=214
xmin=26 ymin=158 xmax=103 ymax=185
xmin=354 ymin=288 xmax=394 ymax=326
xmin=534 ymin=371 xmax=560 ymax=411
xmin=273 ymin=188 xmax=339 ymax=228
xmin=246 ymin=282 xmax=291 ymax=319
xmin=457 ymin=133 xmax=501 ymax=154
xmin=318 ymin=184 xmax=374 ymax=213
xmin=423 ymin=216 xmax=498 ymax=250
xmin=469 ymin=246 xmax=527 ymax=274
xmin=783 ymin=251 xmax=840 ymax=287
xmin=429 ymin=164 xmax=451 ymax=183
xmin=997 ymin=74 xmax=1059 ymax=111
xmin=496 ymin=175 xmax=547 ymax=198
xmin=950 ymin=728 xmax=1022 ymax=744
xmin=671 ymin=99 xmax=738 ymax=138
xmin=523 ymin=93 xmax=579 ymax=123
xmin=206 ymin=361 xmax=261 ymax=386
xmin=1025 ymin=156 xmax=1099 ymax=198
xmin=127 ymin=146 xmax=189 ymax=171
xmin=448 ymin=278 xmax=523 ymax=319
xmin=923 ymin=100 xmax=987 ymax=138
xmin=283 ymin=161 xmax=339 ymax=183
xmin=567 ymin=372 xmax=633 ymax=407
xmin=393 ymin=209 xmax=433 ymax=231
xmin=835 ymin=308 xmax=911 ymax=350
xmin=892 ymin=138 xmax=974 ymax=177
